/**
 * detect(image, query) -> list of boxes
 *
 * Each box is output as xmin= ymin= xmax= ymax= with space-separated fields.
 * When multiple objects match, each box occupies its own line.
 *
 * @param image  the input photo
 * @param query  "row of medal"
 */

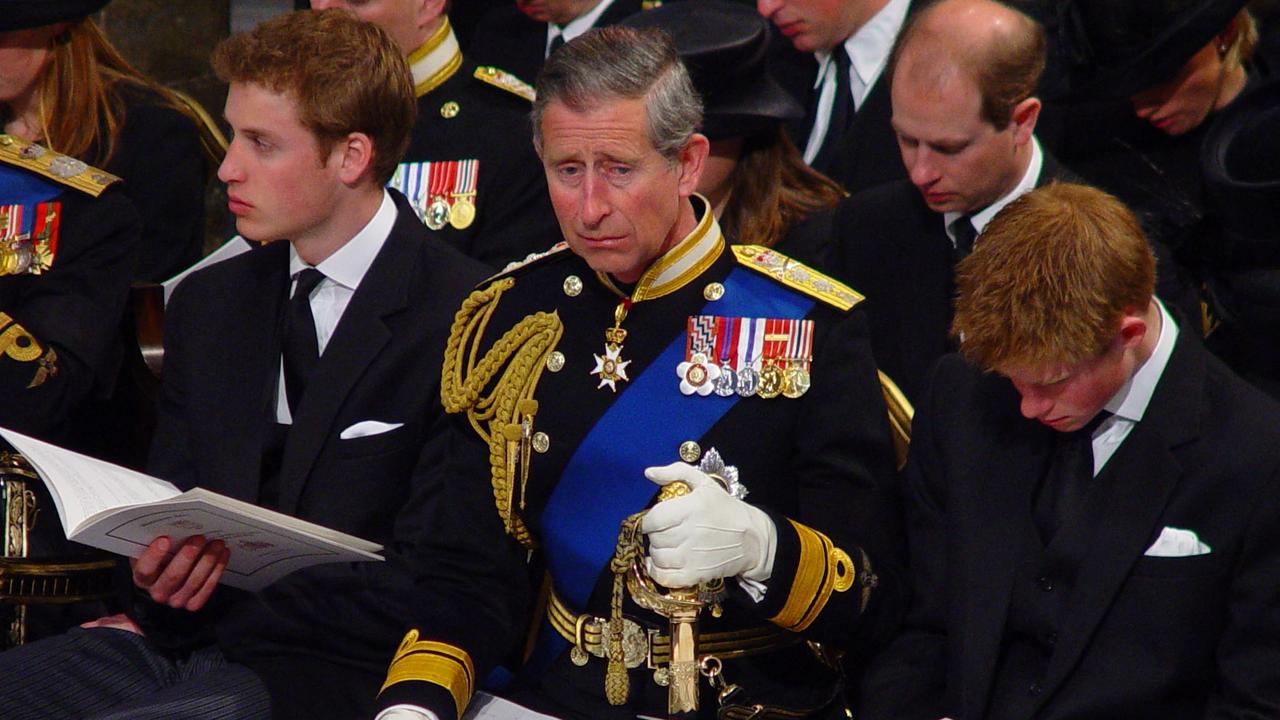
xmin=677 ymin=315 xmax=815 ymax=399
xmin=0 ymin=202 xmax=59 ymax=277
xmin=388 ymin=158 xmax=478 ymax=231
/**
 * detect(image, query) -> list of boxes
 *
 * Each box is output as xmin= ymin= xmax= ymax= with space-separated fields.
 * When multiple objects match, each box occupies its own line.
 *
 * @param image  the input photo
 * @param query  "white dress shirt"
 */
xmin=275 ymin=190 xmax=396 ymax=424
xmin=1091 ymin=298 xmax=1179 ymax=474
xmin=802 ymin=0 xmax=910 ymax=164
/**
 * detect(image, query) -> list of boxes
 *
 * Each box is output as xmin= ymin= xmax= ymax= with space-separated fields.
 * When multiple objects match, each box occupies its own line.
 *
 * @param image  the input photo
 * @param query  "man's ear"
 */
xmin=676 ymin=132 xmax=710 ymax=199
xmin=335 ymin=132 xmax=376 ymax=186
xmin=1116 ymin=311 xmax=1148 ymax=350
xmin=1010 ymin=96 xmax=1041 ymax=145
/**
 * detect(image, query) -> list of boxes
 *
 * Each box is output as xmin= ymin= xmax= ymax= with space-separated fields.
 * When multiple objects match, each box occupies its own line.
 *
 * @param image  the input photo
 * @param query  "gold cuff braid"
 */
xmin=380 ymin=630 xmax=475 ymax=720
xmin=769 ymin=520 xmax=860 ymax=632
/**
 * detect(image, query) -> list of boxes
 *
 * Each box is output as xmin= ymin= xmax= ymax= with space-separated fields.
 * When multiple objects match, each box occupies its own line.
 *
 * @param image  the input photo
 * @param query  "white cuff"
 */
xmin=376 ymin=705 xmax=440 ymax=720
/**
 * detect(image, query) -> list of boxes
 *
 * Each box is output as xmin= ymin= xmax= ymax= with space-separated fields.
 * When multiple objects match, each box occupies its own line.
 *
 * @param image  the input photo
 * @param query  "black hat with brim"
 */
xmin=0 ymin=0 xmax=111 ymax=31
xmin=1059 ymin=0 xmax=1247 ymax=99
xmin=621 ymin=0 xmax=803 ymax=141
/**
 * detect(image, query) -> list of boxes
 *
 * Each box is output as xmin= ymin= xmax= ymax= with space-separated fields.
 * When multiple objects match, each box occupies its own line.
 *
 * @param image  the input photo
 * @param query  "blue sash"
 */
xmin=530 ymin=267 xmax=814 ymax=667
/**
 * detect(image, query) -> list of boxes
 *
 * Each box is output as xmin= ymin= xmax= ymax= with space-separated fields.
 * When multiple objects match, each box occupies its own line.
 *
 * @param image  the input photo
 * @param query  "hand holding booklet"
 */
xmin=0 ymin=427 xmax=383 ymax=592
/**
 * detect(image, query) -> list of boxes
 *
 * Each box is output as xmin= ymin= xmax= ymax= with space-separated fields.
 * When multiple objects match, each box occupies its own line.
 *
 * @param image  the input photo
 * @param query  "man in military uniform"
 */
xmin=311 ymin=0 xmax=559 ymax=268
xmin=0 ymin=135 xmax=139 ymax=446
xmin=376 ymin=26 xmax=902 ymax=720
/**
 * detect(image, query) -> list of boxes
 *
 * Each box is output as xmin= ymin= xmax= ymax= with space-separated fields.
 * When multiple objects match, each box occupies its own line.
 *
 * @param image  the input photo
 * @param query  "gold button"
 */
xmin=532 ymin=432 xmax=550 ymax=453
xmin=440 ymin=101 xmax=460 ymax=119
xmin=563 ymin=275 xmax=583 ymax=297
xmin=703 ymin=282 xmax=725 ymax=301
xmin=546 ymin=351 xmax=565 ymax=372
xmin=678 ymin=441 xmax=701 ymax=463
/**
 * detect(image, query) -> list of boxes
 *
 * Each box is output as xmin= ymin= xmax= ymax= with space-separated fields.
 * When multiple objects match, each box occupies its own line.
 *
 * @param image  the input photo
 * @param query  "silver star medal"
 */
xmin=698 ymin=448 xmax=746 ymax=500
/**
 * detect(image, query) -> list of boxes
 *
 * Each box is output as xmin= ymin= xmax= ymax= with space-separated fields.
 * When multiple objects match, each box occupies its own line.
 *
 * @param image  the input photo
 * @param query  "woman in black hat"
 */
xmin=1 ymin=1 xmax=214 ymax=282
xmin=1049 ymin=1 xmax=1261 ymax=332
xmin=622 ymin=0 xmax=846 ymax=265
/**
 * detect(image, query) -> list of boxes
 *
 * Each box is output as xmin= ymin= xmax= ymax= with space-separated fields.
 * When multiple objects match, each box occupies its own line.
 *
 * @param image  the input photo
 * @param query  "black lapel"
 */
xmin=1033 ymin=329 xmax=1205 ymax=709
xmin=211 ymin=241 xmax=290 ymax=501
xmin=275 ymin=199 xmax=417 ymax=513
xmin=958 ymin=376 xmax=1055 ymax=716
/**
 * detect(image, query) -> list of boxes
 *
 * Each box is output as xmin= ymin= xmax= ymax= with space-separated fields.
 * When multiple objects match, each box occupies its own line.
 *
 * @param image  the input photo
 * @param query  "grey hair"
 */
xmin=531 ymin=25 xmax=703 ymax=162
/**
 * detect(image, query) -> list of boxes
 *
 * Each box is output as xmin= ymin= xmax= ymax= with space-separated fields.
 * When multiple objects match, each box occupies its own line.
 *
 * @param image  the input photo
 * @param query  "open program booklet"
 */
xmin=0 ymin=427 xmax=383 ymax=592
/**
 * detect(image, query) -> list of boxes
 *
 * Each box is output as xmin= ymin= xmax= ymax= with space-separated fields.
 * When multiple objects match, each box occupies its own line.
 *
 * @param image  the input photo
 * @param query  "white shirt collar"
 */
xmin=288 ymin=189 xmax=396 ymax=291
xmin=944 ymin=135 xmax=1043 ymax=244
xmin=1104 ymin=298 xmax=1179 ymax=423
xmin=812 ymin=0 xmax=909 ymax=94
xmin=845 ymin=0 xmax=910 ymax=91
xmin=548 ymin=0 xmax=615 ymax=54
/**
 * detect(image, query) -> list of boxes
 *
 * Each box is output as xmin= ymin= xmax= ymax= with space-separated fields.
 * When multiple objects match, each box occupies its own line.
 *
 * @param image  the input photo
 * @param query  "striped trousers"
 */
xmin=0 ymin=626 xmax=271 ymax=719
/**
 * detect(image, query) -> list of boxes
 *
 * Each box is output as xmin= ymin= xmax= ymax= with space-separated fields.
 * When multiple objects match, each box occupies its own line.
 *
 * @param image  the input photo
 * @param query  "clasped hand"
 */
xmin=130 ymin=535 xmax=229 ymax=612
xmin=639 ymin=461 xmax=777 ymax=588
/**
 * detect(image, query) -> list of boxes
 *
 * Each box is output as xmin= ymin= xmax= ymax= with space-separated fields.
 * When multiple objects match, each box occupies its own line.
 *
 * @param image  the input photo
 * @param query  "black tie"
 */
xmin=951 ymin=215 xmax=978 ymax=260
xmin=283 ymin=268 xmax=325 ymax=414
xmin=811 ymin=47 xmax=854 ymax=172
xmin=1033 ymin=411 xmax=1112 ymax=543
xmin=548 ymin=30 xmax=565 ymax=56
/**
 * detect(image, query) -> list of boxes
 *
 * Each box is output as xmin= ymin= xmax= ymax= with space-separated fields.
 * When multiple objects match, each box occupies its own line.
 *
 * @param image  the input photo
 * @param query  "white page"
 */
xmin=0 ymin=427 xmax=178 ymax=534
xmin=462 ymin=693 xmax=562 ymax=720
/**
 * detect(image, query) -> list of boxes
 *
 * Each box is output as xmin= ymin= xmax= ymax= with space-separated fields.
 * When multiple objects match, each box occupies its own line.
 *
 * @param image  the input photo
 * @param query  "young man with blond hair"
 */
xmin=862 ymin=182 xmax=1280 ymax=719
xmin=0 ymin=10 xmax=487 ymax=719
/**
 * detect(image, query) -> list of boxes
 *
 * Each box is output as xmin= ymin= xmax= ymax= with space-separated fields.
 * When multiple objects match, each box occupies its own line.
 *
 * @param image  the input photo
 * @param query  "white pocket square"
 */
xmin=1144 ymin=526 xmax=1211 ymax=557
xmin=339 ymin=420 xmax=404 ymax=440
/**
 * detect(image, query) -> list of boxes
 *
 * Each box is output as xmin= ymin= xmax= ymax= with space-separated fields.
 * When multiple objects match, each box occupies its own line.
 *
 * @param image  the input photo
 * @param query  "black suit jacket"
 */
xmin=468 ymin=0 xmax=645 ymax=86
xmin=771 ymin=0 xmax=916 ymax=194
xmin=140 ymin=193 xmax=489 ymax=719
xmin=862 ymin=333 xmax=1280 ymax=719
xmin=828 ymin=150 xmax=1074 ymax=404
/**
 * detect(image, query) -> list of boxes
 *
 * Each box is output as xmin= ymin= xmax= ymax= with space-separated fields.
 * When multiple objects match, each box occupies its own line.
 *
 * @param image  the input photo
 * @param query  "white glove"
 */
xmin=640 ymin=461 xmax=777 ymax=588
xmin=375 ymin=705 xmax=439 ymax=720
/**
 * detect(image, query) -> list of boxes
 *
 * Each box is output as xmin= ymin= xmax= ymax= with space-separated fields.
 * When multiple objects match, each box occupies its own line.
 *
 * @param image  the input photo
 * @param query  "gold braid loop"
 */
xmin=604 ymin=512 xmax=647 ymax=705
xmin=440 ymin=278 xmax=564 ymax=549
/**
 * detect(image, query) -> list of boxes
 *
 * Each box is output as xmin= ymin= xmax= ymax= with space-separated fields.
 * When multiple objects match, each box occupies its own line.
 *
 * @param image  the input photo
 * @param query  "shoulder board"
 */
xmin=731 ymin=244 xmax=864 ymax=311
xmin=473 ymin=66 xmax=536 ymax=103
xmin=481 ymin=241 xmax=571 ymax=285
xmin=640 ymin=1 xmax=664 ymax=8
xmin=0 ymin=135 xmax=119 ymax=198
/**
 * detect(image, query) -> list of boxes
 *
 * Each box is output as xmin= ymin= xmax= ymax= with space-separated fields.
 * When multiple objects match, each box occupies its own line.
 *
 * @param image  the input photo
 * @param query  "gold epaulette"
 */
xmin=380 ymin=630 xmax=475 ymax=720
xmin=473 ymin=66 xmax=536 ymax=102
xmin=641 ymin=1 xmax=664 ymax=8
xmin=731 ymin=244 xmax=864 ymax=312
xmin=440 ymin=277 xmax=564 ymax=549
xmin=483 ymin=241 xmax=570 ymax=285
xmin=0 ymin=135 xmax=119 ymax=198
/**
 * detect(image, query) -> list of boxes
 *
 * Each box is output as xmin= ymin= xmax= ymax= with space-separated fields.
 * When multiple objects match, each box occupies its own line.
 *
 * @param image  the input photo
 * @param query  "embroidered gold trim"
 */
xmin=731 ymin=244 xmax=864 ymax=311
xmin=0 ymin=135 xmax=117 ymax=197
xmin=474 ymin=66 xmax=536 ymax=102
